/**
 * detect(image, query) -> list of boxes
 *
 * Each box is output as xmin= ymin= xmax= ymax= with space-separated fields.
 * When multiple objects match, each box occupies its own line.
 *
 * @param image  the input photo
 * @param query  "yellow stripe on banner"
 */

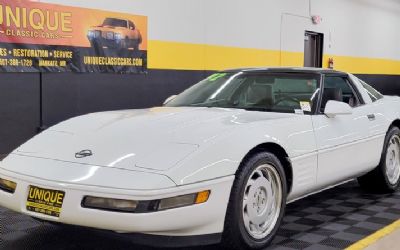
xmin=346 ymin=219 xmax=400 ymax=250
xmin=148 ymin=40 xmax=400 ymax=75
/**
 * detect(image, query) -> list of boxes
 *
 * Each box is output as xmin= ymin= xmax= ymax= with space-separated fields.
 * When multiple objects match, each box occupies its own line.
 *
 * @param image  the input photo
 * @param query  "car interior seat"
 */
xmin=245 ymin=83 xmax=274 ymax=107
xmin=321 ymin=87 xmax=343 ymax=112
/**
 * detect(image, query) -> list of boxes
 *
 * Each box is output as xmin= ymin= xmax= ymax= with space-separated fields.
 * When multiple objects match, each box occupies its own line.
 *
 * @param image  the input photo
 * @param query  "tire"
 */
xmin=132 ymin=41 xmax=139 ymax=51
xmin=119 ymin=38 xmax=129 ymax=50
xmin=221 ymin=151 xmax=287 ymax=250
xmin=91 ymin=40 xmax=101 ymax=50
xmin=358 ymin=126 xmax=400 ymax=192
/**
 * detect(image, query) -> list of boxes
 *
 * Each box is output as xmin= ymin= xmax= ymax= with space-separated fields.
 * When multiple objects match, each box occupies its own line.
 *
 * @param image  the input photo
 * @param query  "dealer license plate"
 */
xmin=26 ymin=186 xmax=65 ymax=218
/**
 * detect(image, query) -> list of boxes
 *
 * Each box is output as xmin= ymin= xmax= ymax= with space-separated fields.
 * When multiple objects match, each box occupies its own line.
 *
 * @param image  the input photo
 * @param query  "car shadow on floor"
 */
xmin=1 ymin=181 xmax=400 ymax=250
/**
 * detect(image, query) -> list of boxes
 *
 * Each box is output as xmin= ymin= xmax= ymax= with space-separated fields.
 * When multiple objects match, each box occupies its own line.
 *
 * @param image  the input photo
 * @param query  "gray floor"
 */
xmin=1 ymin=181 xmax=400 ymax=250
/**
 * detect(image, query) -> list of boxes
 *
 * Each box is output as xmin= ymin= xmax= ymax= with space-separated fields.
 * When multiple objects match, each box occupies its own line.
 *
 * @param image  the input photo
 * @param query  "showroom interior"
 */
xmin=1 ymin=0 xmax=400 ymax=249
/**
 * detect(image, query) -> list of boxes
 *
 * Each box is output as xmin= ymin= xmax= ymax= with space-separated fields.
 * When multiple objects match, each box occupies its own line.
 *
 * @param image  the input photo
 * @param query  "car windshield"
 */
xmin=166 ymin=72 xmax=321 ymax=114
xmin=102 ymin=18 xmax=127 ymax=28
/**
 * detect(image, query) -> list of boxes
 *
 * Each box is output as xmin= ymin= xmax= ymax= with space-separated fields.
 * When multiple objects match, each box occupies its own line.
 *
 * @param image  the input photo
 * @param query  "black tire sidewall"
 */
xmin=224 ymin=152 xmax=287 ymax=249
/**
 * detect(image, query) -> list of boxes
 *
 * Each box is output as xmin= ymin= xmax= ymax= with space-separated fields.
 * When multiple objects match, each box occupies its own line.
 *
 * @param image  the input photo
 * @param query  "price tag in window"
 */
xmin=294 ymin=109 xmax=304 ymax=115
xmin=300 ymin=101 xmax=311 ymax=112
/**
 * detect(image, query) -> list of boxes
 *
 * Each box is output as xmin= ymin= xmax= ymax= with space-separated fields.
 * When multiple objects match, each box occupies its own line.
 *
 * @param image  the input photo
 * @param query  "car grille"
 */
xmin=106 ymin=32 xmax=114 ymax=40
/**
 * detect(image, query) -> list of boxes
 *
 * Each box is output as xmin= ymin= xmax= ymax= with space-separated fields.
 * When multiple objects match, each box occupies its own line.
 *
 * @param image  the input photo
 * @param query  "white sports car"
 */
xmin=0 ymin=68 xmax=399 ymax=249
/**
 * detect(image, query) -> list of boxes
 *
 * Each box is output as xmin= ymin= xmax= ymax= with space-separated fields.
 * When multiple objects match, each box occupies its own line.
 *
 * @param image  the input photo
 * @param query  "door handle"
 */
xmin=367 ymin=114 xmax=376 ymax=121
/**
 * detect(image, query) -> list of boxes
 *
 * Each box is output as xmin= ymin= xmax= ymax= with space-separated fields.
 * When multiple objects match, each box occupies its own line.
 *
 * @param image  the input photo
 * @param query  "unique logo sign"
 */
xmin=0 ymin=0 xmax=147 ymax=73
xmin=0 ymin=4 xmax=73 ymax=39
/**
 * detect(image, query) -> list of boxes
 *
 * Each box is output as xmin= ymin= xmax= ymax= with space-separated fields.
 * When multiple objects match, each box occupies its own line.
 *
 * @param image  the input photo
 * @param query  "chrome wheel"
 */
xmin=386 ymin=134 xmax=400 ymax=185
xmin=242 ymin=164 xmax=282 ymax=239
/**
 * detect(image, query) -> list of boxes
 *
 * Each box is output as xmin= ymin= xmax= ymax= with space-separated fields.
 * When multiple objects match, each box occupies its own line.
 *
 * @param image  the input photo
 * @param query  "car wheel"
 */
xmin=222 ymin=151 xmax=287 ymax=250
xmin=132 ymin=41 xmax=139 ymax=51
xmin=91 ymin=40 xmax=102 ymax=50
xmin=358 ymin=126 xmax=400 ymax=192
xmin=120 ymin=38 xmax=129 ymax=50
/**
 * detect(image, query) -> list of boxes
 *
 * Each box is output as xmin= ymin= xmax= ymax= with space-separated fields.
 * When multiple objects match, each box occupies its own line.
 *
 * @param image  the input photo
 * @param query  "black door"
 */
xmin=304 ymin=31 xmax=324 ymax=67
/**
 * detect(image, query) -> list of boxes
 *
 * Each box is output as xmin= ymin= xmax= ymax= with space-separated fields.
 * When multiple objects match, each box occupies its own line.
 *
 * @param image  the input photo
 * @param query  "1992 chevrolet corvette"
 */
xmin=0 ymin=68 xmax=400 ymax=249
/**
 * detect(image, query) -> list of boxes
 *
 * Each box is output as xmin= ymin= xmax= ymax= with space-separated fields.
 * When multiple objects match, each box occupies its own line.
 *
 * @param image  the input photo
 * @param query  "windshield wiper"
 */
xmin=189 ymin=99 xmax=230 ymax=107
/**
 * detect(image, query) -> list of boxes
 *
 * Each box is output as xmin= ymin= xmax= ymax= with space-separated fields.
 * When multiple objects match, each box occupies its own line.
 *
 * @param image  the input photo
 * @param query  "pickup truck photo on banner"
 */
xmin=0 ymin=0 xmax=147 ymax=73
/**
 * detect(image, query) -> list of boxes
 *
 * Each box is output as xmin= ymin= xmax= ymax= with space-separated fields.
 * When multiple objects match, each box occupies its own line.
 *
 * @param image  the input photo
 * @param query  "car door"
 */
xmin=312 ymin=74 xmax=379 ymax=188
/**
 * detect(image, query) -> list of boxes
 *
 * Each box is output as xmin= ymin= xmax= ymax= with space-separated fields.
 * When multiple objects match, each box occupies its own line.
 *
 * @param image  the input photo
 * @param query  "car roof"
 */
xmin=223 ymin=67 xmax=347 ymax=75
xmin=105 ymin=17 xmax=127 ymax=21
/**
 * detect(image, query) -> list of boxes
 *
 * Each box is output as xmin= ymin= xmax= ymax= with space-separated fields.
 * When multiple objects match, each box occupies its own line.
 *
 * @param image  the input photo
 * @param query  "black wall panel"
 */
xmin=41 ymin=70 xmax=209 ymax=127
xmin=357 ymin=74 xmax=400 ymax=96
xmin=0 ymin=73 xmax=40 ymax=155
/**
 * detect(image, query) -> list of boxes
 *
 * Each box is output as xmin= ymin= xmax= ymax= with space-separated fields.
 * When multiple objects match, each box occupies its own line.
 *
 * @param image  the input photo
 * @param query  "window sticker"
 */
xmin=300 ymin=101 xmax=311 ymax=112
xmin=207 ymin=73 xmax=227 ymax=81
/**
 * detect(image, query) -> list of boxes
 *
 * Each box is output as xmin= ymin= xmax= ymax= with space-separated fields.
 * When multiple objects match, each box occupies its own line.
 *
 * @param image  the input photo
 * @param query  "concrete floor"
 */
xmin=363 ymin=225 xmax=400 ymax=250
xmin=365 ymin=230 xmax=399 ymax=250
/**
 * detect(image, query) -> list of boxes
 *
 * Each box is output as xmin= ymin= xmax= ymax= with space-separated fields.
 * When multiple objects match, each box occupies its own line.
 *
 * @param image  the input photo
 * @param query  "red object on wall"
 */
xmin=328 ymin=58 xmax=334 ymax=69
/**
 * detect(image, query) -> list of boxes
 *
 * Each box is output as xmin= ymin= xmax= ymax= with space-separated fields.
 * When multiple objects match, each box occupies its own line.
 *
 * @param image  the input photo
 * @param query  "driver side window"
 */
xmin=321 ymin=76 xmax=360 ymax=112
xmin=237 ymin=75 xmax=319 ymax=113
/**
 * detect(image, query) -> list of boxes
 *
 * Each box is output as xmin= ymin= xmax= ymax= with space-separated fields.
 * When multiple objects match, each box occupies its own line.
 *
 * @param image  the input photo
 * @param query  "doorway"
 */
xmin=304 ymin=31 xmax=324 ymax=67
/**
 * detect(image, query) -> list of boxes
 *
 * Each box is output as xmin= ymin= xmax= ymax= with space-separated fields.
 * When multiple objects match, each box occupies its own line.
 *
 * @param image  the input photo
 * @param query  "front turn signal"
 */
xmin=195 ymin=190 xmax=210 ymax=204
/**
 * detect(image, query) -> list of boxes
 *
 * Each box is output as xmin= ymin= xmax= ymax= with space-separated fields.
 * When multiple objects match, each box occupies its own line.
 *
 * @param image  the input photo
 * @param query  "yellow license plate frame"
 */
xmin=26 ymin=185 xmax=65 ymax=218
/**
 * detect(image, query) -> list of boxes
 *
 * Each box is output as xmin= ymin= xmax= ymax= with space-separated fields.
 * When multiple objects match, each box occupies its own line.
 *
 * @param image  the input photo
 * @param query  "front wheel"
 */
xmin=222 ymin=151 xmax=287 ymax=250
xmin=358 ymin=126 xmax=400 ymax=192
xmin=119 ymin=38 xmax=129 ymax=50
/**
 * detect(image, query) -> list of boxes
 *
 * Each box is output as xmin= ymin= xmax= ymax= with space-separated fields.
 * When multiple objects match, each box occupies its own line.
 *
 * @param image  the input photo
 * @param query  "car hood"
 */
xmin=14 ymin=107 xmax=295 ymax=172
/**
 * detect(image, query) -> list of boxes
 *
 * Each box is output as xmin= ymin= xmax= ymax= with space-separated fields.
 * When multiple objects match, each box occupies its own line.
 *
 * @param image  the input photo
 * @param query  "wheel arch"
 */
xmin=240 ymin=143 xmax=293 ymax=194
xmin=390 ymin=119 xmax=400 ymax=130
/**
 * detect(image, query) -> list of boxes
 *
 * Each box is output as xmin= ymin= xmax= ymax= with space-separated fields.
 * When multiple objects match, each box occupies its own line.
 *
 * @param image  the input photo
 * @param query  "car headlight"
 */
xmin=0 ymin=178 xmax=17 ymax=193
xmin=106 ymin=32 xmax=114 ymax=40
xmin=114 ymin=33 xmax=123 ymax=40
xmin=82 ymin=196 xmax=138 ymax=213
xmin=81 ymin=190 xmax=210 ymax=213
xmin=87 ymin=30 xmax=95 ymax=38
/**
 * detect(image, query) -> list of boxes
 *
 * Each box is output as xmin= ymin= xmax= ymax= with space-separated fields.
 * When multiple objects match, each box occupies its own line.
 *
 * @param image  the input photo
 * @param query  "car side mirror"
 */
xmin=163 ymin=95 xmax=177 ymax=105
xmin=130 ymin=26 xmax=135 ymax=30
xmin=324 ymin=100 xmax=352 ymax=118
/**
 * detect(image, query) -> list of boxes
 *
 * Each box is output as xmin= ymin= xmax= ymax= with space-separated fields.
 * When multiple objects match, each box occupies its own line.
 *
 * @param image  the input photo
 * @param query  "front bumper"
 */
xmin=0 ymin=167 xmax=234 ymax=237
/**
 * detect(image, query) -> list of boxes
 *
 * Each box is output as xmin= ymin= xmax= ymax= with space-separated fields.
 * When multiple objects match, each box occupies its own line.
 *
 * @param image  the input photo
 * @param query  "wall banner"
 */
xmin=0 ymin=0 xmax=147 ymax=73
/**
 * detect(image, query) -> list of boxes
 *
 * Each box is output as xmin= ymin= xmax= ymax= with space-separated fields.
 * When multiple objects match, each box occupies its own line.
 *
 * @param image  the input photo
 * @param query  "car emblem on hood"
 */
xmin=75 ymin=150 xmax=93 ymax=158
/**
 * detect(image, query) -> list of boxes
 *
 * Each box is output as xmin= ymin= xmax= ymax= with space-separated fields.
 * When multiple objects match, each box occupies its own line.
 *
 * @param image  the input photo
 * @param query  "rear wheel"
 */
xmin=132 ymin=40 xmax=140 ymax=51
xmin=358 ymin=126 xmax=400 ymax=192
xmin=222 ymin=151 xmax=287 ymax=250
